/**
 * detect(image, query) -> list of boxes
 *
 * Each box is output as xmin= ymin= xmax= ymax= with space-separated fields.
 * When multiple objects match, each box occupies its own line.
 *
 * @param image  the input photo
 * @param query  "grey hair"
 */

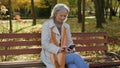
xmin=50 ymin=3 xmax=70 ymax=18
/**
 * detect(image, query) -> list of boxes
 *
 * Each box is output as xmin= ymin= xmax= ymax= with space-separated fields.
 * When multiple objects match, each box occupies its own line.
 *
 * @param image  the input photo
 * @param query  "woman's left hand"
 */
xmin=66 ymin=48 xmax=74 ymax=53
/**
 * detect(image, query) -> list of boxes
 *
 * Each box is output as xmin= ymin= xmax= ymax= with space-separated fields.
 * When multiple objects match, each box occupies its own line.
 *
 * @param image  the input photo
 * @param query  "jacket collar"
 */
xmin=49 ymin=19 xmax=67 ymax=35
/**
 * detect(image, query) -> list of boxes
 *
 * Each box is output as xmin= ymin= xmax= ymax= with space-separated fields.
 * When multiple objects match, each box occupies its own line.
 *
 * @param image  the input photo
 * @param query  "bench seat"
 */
xmin=0 ymin=60 xmax=45 ymax=68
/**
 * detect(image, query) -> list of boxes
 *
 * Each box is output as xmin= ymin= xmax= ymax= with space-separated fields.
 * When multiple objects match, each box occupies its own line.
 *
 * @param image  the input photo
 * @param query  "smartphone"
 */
xmin=68 ymin=45 xmax=75 ymax=49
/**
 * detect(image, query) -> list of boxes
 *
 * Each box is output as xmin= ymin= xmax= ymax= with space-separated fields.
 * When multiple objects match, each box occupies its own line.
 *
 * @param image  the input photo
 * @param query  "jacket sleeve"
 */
xmin=66 ymin=24 xmax=76 ymax=51
xmin=66 ymin=24 xmax=74 ymax=47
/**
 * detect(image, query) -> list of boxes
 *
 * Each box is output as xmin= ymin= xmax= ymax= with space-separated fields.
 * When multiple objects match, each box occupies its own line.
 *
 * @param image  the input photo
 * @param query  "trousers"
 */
xmin=65 ymin=53 xmax=89 ymax=68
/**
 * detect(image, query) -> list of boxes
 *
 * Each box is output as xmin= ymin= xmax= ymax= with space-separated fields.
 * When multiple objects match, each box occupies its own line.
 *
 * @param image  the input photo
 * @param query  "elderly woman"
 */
xmin=41 ymin=3 xmax=89 ymax=68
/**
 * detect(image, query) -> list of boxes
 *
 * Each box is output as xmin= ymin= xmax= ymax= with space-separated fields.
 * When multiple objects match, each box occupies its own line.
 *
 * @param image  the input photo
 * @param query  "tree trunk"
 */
xmin=100 ymin=0 xmax=106 ymax=23
xmin=31 ymin=0 xmax=36 ymax=26
xmin=9 ymin=0 xmax=12 ymax=33
xmin=109 ymin=0 xmax=113 ymax=20
xmin=93 ymin=0 xmax=103 ymax=28
xmin=77 ymin=0 xmax=82 ymax=23
xmin=81 ymin=0 xmax=85 ymax=32
xmin=118 ymin=0 xmax=120 ymax=18
xmin=119 ymin=7 xmax=120 ymax=18
xmin=105 ymin=0 xmax=110 ymax=19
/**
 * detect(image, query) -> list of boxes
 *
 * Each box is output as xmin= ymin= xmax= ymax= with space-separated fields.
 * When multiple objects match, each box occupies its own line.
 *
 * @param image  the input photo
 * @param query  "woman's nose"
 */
xmin=61 ymin=16 xmax=66 ymax=20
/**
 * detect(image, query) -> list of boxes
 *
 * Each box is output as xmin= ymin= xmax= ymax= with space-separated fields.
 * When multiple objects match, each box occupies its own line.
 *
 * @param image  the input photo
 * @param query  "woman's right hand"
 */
xmin=59 ymin=46 xmax=67 ymax=53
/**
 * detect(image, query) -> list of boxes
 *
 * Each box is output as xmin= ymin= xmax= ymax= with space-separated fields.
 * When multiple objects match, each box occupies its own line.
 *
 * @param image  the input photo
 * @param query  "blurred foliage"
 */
xmin=0 ymin=0 xmax=119 ymax=18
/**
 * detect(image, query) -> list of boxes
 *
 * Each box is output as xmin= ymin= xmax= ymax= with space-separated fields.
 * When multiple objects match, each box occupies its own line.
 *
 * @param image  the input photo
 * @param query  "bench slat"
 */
xmin=76 ymin=46 xmax=108 ymax=51
xmin=0 ymin=33 xmax=41 ymax=38
xmin=72 ymin=32 xmax=107 ymax=37
xmin=0 ymin=41 xmax=41 ymax=46
xmin=0 ymin=60 xmax=45 ymax=68
xmin=73 ymin=39 xmax=107 ymax=44
xmin=90 ymin=61 xmax=120 ymax=67
xmin=0 ymin=48 xmax=41 ymax=55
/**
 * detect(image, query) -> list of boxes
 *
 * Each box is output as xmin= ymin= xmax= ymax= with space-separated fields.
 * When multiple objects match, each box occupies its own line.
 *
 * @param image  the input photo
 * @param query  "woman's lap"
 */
xmin=66 ymin=53 xmax=89 ymax=68
xmin=67 ymin=64 xmax=77 ymax=68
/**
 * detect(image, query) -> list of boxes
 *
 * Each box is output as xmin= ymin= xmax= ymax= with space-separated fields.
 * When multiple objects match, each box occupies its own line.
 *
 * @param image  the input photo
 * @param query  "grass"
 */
xmin=67 ymin=17 xmax=120 ymax=36
xmin=0 ymin=17 xmax=120 ymax=37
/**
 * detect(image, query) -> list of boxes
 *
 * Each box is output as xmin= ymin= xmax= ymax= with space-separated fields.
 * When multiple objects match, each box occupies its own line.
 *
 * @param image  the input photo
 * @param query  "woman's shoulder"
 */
xmin=63 ymin=22 xmax=70 ymax=28
xmin=44 ymin=19 xmax=52 ymax=23
xmin=43 ymin=19 xmax=53 ymax=25
xmin=42 ymin=19 xmax=55 ymax=28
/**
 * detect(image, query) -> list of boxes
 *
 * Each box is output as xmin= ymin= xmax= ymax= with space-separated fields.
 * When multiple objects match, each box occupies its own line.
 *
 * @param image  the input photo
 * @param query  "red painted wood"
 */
xmin=72 ymin=32 xmax=107 ymax=37
xmin=76 ymin=46 xmax=108 ymax=51
xmin=0 ymin=48 xmax=41 ymax=55
xmin=0 ymin=32 xmax=120 ymax=67
xmin=0 ymin=33 xmax=41 ymax=56
xmin=0 ymin=33 xmax=41 ymax=38
xmin=90 ymin=61 xmax=120 ymax=67
xmin=73 ymin=39 xmax=108 ymax=44
xmin=0 ymin=41 xmax=41 ymax=46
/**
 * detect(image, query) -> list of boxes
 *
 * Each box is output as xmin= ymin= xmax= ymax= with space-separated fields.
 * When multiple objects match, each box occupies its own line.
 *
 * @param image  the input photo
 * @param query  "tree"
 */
xmin=109 ymin=0 xmax=113 ymax=20
xmin=31 ymin=0 xmax=36 ymax=25
xmin=81 ymin=0 xmax=85 ymax=32
xmin=118 ymin=0 xmax=120 ymax=18
xmin=8 ymin=0 xmax=12 ymax=33
xmin=52 ymin=0 xmax=57 ymax=7
xmin=105 ymin=0 xmax=120 ymax=19
xmin=77 ymin=0 xmax=82 ymax=23
xmin=105 ymin=0 xmax=110 ymax=19
xmin=100 ymin=0 xmax=106 ymax=23
xmin=93 ymin=0 xmax=105 ymax=28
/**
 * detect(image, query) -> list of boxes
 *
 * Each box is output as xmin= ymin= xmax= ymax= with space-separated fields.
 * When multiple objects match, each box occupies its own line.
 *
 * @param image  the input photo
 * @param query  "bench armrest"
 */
xmin=105 ymin=52 xmax=120 ymax=60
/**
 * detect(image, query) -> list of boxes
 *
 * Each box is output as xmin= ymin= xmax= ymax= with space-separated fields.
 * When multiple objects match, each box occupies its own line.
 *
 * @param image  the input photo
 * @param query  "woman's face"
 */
xmin=55 ymin=10 xmax=68 ymax=23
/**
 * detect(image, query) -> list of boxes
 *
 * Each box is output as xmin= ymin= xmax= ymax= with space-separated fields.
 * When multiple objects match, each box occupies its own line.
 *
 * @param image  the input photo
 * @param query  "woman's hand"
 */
xmin=58 ymin=46 xmax=67 ymax=53
xmin=58 ymin=46 xmax=74 ymax=53
xmin=66 ymin=48 xmax=74 ymax=53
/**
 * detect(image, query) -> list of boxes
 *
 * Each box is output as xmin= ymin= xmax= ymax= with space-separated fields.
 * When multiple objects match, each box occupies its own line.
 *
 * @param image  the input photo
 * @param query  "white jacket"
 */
xmin=40 ymin=19 xmax=74 ymax=68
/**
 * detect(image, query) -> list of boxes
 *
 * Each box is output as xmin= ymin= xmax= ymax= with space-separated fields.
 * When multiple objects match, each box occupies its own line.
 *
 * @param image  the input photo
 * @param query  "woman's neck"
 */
xmin=54 ymin=19 xmax=63 ymax=28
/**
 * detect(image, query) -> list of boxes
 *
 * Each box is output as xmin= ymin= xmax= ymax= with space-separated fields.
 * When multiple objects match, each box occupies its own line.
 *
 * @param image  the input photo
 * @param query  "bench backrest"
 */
xmin=0 ymin=32 xmax=108 ymax=57
xmin=72 ymin=32 xmax=108 ymax=52
xmin=0 ymin=33 xmax=41 ymax=56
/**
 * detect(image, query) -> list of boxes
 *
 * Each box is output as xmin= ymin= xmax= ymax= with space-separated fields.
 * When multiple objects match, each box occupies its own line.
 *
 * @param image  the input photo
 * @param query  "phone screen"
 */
xmin=68 ymin=45 xmax=75 ymax=49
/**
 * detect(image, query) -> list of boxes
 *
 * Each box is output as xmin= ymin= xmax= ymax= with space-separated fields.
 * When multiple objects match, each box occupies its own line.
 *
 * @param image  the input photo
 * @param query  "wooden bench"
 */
xmin=0 ymin=32 xmax=120 ymax=68
xmin=72 ymin=32 xmax=120 ymax=68
xmin=0 ymin=33 xmax=44 ymax=68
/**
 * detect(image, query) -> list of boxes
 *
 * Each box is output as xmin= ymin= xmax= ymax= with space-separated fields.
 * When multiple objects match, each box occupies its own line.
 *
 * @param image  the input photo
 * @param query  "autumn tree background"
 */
xmin=0 ymin=0 xmax=120 ymax=32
